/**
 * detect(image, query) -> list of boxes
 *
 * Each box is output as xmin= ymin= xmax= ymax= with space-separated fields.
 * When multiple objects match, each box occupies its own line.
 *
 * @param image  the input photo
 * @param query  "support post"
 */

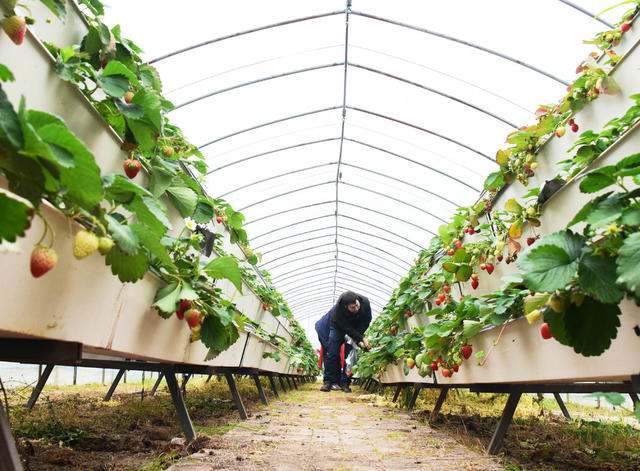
xmin=553 ymin=392 xmax=571 ymax=420
xmin=26 ymin=364 xmax=54 ymax=409
xmin=487 ymin=392 xmax=522 ymax=455
xmin=286 ymin=376 xmax=293 ymax=390
xmin=268 ymin=375 xmax=280 ymax=398
xmin=392 ymin=385 xmax=403 ymax=402
xmin=225 ymin=373 xmax=248 ymax=420
xmin=279 ymin=375 xmax=288 ymax=392
xmin=429 ymin=387 xmax=450 ymax=423
xmin=150 ymin=372 xmax=164 ymax=396
xmin=253 ymin=375 xmax=268 ymax=405
xmin=181 ymin=374 xmax=191 ymax=395
xmin=205 ymin=374 xmax=213 ymax=384
xmin=103 ymin=369 xmax=126 ymax=402
xmin=0 ymin=408 xmax=23 ymax=471
xmin=371 ymin=380 xmax=378 ymax=394
xmin=164 ymin=368 xmax=196 ymax=442
xmin=408 ymin=384 xmax=421 ymax=411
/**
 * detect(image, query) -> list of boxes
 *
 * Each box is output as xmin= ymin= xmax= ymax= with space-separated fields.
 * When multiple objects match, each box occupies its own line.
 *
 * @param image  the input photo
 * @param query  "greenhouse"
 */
xmin=0 ymin=0 xmax=639 ymax=469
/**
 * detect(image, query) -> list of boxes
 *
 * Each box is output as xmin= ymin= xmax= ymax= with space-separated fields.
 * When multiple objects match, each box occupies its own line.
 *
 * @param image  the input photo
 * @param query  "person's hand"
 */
xmin=361 ymin=338 xmax=371 ymax=350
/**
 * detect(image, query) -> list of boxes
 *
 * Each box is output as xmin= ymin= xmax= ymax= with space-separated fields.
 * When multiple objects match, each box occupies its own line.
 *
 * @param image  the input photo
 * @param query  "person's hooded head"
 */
xmin=337 ymin=291 xmax=361 ymax=316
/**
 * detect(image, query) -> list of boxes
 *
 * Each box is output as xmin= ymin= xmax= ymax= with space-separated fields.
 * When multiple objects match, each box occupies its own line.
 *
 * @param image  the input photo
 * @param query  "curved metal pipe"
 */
xmin=238 ymin=181 xmax=334 ymax=212
xmin=244 ymin=201 xmax=335 ymax=227
xmin=279 ymin=269 xmax=393 ymax=295
xmin=349 ymin=10 xmax=569 ymax=85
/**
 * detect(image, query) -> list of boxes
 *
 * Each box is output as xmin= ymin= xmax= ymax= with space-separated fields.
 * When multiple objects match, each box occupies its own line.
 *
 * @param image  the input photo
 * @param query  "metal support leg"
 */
xmin=487 ymin=392 xmax=522 ymax=455
xmin=103 ymin=369 xmax=126 ymax=402
xmin=26 ymin=364 xmax=54 ymax=409
xmin=181 ymin=374 xmax=191 ymax=395
xmin=205 ymin=374 xmax=213 ymax=384
xmin=553 ymin=392 xmax=571 ymax=420
xmin=392 ymin=385 xmax=403 ymax=402
xmin=268 ymin=375 xmax=280 ymax=399
xmin=279 ymin=375 xmax=288 ymax=392
xmin=371 ymin=380 xmax=379 ymax=393
xmin=225 ymin=373 xmax=248 ymax=420
xmin=164 ymin=368 xmax=196 ymax=442
xmin=292 ymin=377 xmax=298 ymax=389
xmin=429 ymin=387 xmax=450 ymax=423
xmin=1 ymin=408 xmax=23 ymax=471
xmin=408 ymin=384 xmax=421 ymax=411
xmin=253 ymin=375 xmax=268 ymax=406
xmin=150 ymin=373 xmax=164 ymax=396
xmin=286 ymin=377 xmax=293 ymax=390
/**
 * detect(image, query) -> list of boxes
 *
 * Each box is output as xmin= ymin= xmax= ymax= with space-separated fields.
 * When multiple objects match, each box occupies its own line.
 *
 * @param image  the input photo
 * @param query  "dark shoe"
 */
xmin=330 ymin=383 xmax=342 ymax=391
xmin=341 ymin=385 xmax=352 ymax=393
xmin=320 ymin=382 xmax=331 ymax=392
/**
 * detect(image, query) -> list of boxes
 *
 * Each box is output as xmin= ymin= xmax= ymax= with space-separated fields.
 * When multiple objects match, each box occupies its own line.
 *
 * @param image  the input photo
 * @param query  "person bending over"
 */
xmin=320 ymin=291 xmax=371 ymax=392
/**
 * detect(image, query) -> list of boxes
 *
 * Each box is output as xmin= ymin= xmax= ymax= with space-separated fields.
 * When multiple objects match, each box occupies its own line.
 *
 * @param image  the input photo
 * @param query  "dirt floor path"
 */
xmin=167 ymin=382 xmax=505 ymax=471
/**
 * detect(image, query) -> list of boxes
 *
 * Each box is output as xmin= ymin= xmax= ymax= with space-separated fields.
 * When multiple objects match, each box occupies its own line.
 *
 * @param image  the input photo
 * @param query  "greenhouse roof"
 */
xmin=102 ymin=0 xmax=625 ymax=337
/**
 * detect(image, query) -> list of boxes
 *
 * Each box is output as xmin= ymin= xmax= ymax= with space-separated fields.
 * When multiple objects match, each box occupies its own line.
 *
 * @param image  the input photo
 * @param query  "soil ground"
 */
xmin=5 ymin=377 xmax=640 ymax=470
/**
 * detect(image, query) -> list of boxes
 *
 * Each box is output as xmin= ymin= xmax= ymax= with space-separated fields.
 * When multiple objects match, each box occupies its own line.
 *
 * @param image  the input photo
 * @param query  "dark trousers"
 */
xmin=322 ymin=326 xmax=352 ymax=385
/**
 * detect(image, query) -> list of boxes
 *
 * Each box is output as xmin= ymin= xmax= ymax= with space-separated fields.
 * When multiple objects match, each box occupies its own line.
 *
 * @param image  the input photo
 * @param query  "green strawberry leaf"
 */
xmin=103 ymin=174 xmax=150 ymax=204
xmin=202 ymin=316 xmax=234 ymax=357
xmin=78 ymin=0 xmax=104 ymax=17
xmin=615 ymin=153 xmax=640 ymax=177
xmin=462 ymin=320 xmax=482 ymax=338
xmin=484 ymin=171 xmax=504 ymax=190
xmin=0 ymin=64 xmax=15 ymax=82
xmin=152 ymin=281 xmax=181 ymax=317
xmin=621 ymin=207 xmax=640 ymax=226
xmin=524 ymin=293 xmax=550 ymax=314
xmin=105 ymin=246 xmax=149 ymax=283
xmin=0 ymin=86 xmax=22 ymax=151
xmin=130 ymin=223 xmax=175 ymax=269
xmin=442 ymin=262 xmax=458 ymax=273
xmin=39 ymin=0 xmax=67 ymax=19
xmin=455 ymin=264 xmax=472 ymax=281
xmin=126 ymin=118 xmax=156 ymax=151
xmin=518 ymin=231 xmax=585 ymax=292
xmin=130 ymin=88 xmax=162 ymax=130
xmin=212 ymin=305 xmax=235 ymax=327
xmin=568 ymin=193 xmax=610 ymax=227
xmin=586 ymin=194 xmax=624 ymax=227
xmin=453 ymin=248 xmax=470 ymax=263
xmin=101 ymin=60 xmax=140 ymax=88
xmin=114 ymin=98 xmax=144 ymax=119
xmin=179 ymin=283 xmax=199 ymax=302
xmin=105 ymin=214 xmax=139 ymax=255
xmin=149 ymin=166 xmax=174 ymax=198
xmin=125 ymin=195 xmax=171 ymax=237
xmin=579 ymin=166 xmax=617 ymax=193
xmin=167 ymin=180 xmax=198 ymax=218
xmin=585 ymin=392 xmax=626 ymax=406
xmin=226 ymin=209 xmax=245 ymax=231
xmin=564 ymin=297 xmax=621 ymax=356
xmin=97 ymin=74 xmax=129 ymax=98
xmin=616 ymin=232 xmax=640 ymax=296
xmin=543 ymin=308 xmax=572 ymax=346
xmin=203 ymin=255 xmax=243 ymax=293
xmin=578 ymin=253 xmax=623 ymax=304
xmin=98 ymin=21 xmax=111 ymax=45
xmin=0 ymin=190 xmax=33 ymax=243
xmin=192 ymin=199 xmax=214 ymax=224
xmin=140 ymin=65 xmax=163 ymax=93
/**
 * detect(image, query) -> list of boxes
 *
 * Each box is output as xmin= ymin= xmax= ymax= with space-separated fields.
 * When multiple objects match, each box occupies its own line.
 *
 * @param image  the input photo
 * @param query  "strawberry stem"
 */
xmin=478 ymin=319 xmax=510 ymax=367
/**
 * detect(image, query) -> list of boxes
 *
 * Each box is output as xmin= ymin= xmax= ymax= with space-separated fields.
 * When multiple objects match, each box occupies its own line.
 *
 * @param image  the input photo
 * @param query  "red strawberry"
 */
xmin=184 ymin=308 xmax=200 ymax=328
xmin=2 ymin=16 xmax=26 ymax=45
xmin=435 ymin=299 xmax=442 ymax=306
xmin=442 ymin=368 xmax=452 ymax=377
xmin=471 ymin=279 xmax=479 ymax=290
xmin=480 ymin=263 xmax=486 ymax=271
xmin=407 ymin=310 xmax=412 ymax=317
xmin=527 ymin=237 xmax=536 ymax=246
xmin=541 ymin=323 xmax=553 ymax=340
xmin=123 ymin=158 xmax=141 ymax=178
xmin=216 ymin=216 xmax=223 ymax=223
xmin=438 ymin=292 xmax=446 ymax=301
xmin=447 ymin=249 xmax=454 ymax=256
xmin=568 ymin=118 xmax=575 ymax=126
xmin=468 ymin=227 xmax=475 ymax=235
xmin=263 ymin=304 xmax=269 ymax=311
xmin=461 ymin=345 xmax=472 ymax=360
xmin=124 ymin=91 xmax=134 ymax=103
xmin=497 ymin=255 xmax=503 ymax=262
xmin=621 ymin=22 xmax=631 ymax=32
xmin=571 ymin=123 xmax=579 ymax=133
xmin=436 ymin=356 xmax=443 ymax=364
xmin=454 ymin=240 xmax=462 ymax=248
xmin=430 ymin=362 xmax=438 ymax=371
xmin=486 ymin=263 xmax=494 ymax=275
xmin=443 ymin=285 xmax=450 ymax=293
xmin=391 ymin=327 xmax=397 ymax=335
xmin=452 ymin=364 xmax=459 ymax=372
xmin=30 ymin=246 xmax=58 ymax=277
xmin=176 ymin=299 xmax=192 ymax=320
xmin=471 ymin=273 xmax=479 ymax=281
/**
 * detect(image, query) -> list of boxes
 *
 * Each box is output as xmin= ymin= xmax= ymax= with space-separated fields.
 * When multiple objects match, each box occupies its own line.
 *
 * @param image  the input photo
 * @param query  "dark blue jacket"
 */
xmin=314 ymin=307 xmax=334 ymax=346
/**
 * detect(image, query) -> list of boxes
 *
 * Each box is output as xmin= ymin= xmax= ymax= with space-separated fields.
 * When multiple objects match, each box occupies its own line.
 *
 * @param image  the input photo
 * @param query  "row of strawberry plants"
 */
xmin=355 ymin=3 xmax=640 ymax=385
xmin=0 ymin=0 xmax=318 ymax=373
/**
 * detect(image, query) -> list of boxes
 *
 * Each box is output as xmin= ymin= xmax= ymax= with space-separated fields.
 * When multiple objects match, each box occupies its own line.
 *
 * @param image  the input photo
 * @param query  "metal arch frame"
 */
xmin=291 ymin=293 xmax=387 ymax=315
xmin=200 ymin=107 xmax=343 ymax=149
xmin=245 ymin=202 xmax=335 ymax=228
xmin=280 ymin=273 xmax=393 ymax=299
xmin=283 ymin=281 xmax=341 ymax=299
xmin=250 ymin=203 xmax=434 ymax=242
xmin=348 ymin=62 xmax=518 ymax=128
xmin=149 ymin=10 xmax=347 ymax=63
xmin=238 ymin=175 xmax=450 ymax=224
xmin=556 ymin=0 xmax=614 ymax=29
xmin=237 ymin=180 xmax=334 ymax=212
xmin=279 ymin=269 xmax=394 ymax=296
xmin=287 ymin=280 xmax=389 ymax=306
xmin=288 ymin=287 xmax=390 ymax=311
xmin=207 ymin=132 xmax=484 ymax=191
xmin=218 ymin=165 xmax=337 ymax=198
xmin=271 ymin=260 xmax=336 ymax=283
xmin=288 ymin=296 xmax=337 ymax=311
xmin=262 ymin=245 xmax=405 ymax=281
xmin=336 ymin=241 xmax=409 ymax=272
xmin=250 ymin=213 xmax=424 ymax=250
xmin=349 ymin=10 xmax=569 ymax=85
xmin=273 ymin=260 xmax=401 ymax=288
xmin=335 ymin=252 xmax=404 ymax=281
xmin=260 ymin=241 xmax=336 ymax=267
xmin=294 ymin=285 xmax=388 ymax=311
xmin=262 ymin=233 xmax=410 ymax=271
